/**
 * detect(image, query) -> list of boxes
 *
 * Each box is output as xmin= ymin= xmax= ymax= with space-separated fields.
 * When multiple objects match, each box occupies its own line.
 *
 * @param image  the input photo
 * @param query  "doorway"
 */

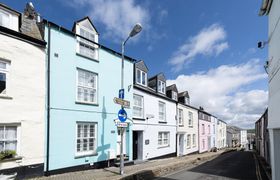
xmin=179 ymin=134 xmax=185 ymax=156
xmin=133 ymin=131 xmax=143 ymax=160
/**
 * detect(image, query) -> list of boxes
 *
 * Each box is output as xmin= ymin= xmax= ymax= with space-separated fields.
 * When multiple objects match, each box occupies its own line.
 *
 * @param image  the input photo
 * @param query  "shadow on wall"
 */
xmin=96 ymin=96 xmax=110 ymax=164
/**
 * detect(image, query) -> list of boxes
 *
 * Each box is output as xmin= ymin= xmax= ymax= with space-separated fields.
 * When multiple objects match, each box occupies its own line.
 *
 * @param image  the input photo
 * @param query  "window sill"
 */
xmin=75 ymin=101 xmax=99 ymax=106
xmin=0 ymin=95 xmax=13 ymax=100
xmin=133 ymin=117 xmax=145 ymax=121
xmin=158 ymin=121 xmax=167 ymax=124
xmin=75 ymin=152 xmax=98 ymax=159
xmin=188 ymin=126 xmax=193 ymax=128
xmin=179 ymin=125 xmax=184 ymax=127
xmin=0 ymin=156 xmax=22 ymax=163
xmin=158 ymin=145 xmax=170 ymax=149
xmin=76 ymin=53 xmax=99 ymax=62
xmin=187 ymin=146 xmax=191 ymax=149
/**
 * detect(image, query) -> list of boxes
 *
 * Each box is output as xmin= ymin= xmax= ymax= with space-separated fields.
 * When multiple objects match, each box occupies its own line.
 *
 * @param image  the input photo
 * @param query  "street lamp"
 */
xmin=119 ymin=23 xmax=142 ymax=175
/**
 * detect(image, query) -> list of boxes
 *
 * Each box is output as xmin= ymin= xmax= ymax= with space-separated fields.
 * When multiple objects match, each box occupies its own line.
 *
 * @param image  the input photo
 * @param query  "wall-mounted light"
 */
xmin=257 ymin=41 xmax=268 ymax=49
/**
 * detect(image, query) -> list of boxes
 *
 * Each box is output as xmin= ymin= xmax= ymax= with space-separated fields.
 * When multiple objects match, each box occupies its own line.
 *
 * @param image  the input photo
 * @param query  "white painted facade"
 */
xmin=132 ymin=88 xmax=177 ymax=160
xmin=0 ymin=6 xmax=19 ymax=32
xmin=217 ymin=120 xmax=227 ymax=148
xmin=0 ymin=33 xmax=45 ymax=170
xmin=176 ymin=103 xmax=199 ymax=156
xmin=210 ymin=116 xmax=217 ymax=149
xmin=265 ymin=0 xmax=280 ymax=179
xmin=240 ymin=130 xmax=248 ymax=147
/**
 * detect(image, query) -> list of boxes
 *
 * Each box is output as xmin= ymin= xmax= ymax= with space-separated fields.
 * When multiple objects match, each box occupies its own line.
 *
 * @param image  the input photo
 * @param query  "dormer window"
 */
xmin=136 ymin=68 xmax=147 ymax=86
xmin=158 ymin=80 xmax=165 ymax=94
xmin=75 ymin=18 xmax=99 ymax=60
xmin=0 ymin=7 xmax=19 ymax=31
xmin=172 ymin=91 xmax=177 ymax=101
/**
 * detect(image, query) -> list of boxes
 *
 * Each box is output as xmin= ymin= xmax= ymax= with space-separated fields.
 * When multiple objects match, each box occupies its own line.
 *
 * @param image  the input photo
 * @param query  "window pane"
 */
xmin=142 ymin=72 xmax=146 ymax=85
xmin=0 ymin=62 xmax=6 ymax=69
xmin=5 ymin=141 xmax=16 ymax=151
xmin=136 ymin=70 xmax=141 ymax=83
xmin=0 ymin=126 xmax=4 ymax=139
xmin=83 ymin=139 xmax=88 ymax=151
xmin=5 ymin=126 xmax=17 ymax=140
xmin=77 ymin=125 xmax=82 ymax=138
xmin=0 ymin=11 xmax=9 ymax=28
xmin=0 ymin=72 xmax=6 ymax=94
xmin=83 ymin=125 xmax=88 ymax=137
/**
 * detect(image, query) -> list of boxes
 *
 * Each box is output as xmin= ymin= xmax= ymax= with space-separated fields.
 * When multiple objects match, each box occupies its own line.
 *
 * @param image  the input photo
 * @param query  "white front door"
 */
xmin=117 ymin=128 xmax=126 ymax=155
xmin=179 ymin=134 xmax=184 ymax=156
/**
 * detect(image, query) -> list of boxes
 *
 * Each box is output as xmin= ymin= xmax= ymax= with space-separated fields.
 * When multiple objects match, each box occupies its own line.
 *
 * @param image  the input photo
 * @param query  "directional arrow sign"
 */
xmin=118 ymin=109 xmax=127 ymax=122
xmin=113 ymin=97 xmax=130 ymax=108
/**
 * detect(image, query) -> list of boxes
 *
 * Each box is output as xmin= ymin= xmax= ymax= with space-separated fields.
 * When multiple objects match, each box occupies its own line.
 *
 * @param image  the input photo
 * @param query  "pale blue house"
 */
xmin=43 ymin=17 xmax=134 ymax=174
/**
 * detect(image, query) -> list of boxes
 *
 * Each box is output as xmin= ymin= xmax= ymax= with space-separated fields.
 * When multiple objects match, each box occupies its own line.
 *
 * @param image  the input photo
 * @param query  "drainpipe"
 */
xmin=45 ymin=22 xmax=51 ymax=176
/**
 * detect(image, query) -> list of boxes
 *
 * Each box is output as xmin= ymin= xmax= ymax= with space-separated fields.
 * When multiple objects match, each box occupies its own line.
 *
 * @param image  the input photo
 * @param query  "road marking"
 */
xmin=253 ymin=153 xmax=262 ymax=180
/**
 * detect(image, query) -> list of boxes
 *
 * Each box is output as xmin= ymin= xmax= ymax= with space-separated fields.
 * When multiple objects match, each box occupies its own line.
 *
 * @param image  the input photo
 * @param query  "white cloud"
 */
xmin=167 ymin=59 xmax=268 ymax=129
xmin=70 ymin=0 xmax=150 ymax=42
xmin=169 ymin=23 xmax=229 ymax=72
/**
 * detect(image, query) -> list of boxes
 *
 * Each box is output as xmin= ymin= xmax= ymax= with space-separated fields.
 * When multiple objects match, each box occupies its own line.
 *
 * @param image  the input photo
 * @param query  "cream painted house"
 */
xmin=175 ymin=90 xmax=199 ymax=156
xmin=0 ymin=3 xmax=46 ymax=179
xmin=217 ymin=119 xmax=227 ymax=149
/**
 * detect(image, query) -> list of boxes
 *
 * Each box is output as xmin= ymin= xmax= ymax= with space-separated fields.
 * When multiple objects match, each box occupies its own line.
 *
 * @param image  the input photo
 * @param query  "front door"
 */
xmin=117 ymin=128 xmax=126 ymax=156
xmin=179 ymin=134 xmax=184 ymax=156
xmin=133 ymin=131 xmax=138 ymax=160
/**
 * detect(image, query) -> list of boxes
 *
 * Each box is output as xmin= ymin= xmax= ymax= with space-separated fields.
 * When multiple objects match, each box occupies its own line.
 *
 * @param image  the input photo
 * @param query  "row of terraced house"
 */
xmin=0 ymin=3 xmax=227 ymax=179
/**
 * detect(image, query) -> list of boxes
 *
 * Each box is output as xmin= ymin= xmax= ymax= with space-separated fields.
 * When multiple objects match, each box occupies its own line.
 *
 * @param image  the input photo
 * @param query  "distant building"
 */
xmin=0 ymin=3 xmax=46 ymax=179
xmin=240 ymin=130 xmax=248 ymax=148
xmin=175 ymin=89 xmax=199 ymax=156
xmin=259 ymin=0 xmax=280 ymax=179
xmin=226 ymin=125 xmax=241 ymax=147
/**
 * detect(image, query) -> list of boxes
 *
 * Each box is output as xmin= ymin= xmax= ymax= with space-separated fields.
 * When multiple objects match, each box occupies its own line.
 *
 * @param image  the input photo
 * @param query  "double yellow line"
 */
xmin=253 ymin=153 xmax=262 ymax=180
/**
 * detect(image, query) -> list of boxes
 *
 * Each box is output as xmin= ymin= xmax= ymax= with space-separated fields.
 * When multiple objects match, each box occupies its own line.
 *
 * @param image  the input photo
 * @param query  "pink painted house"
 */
xmin=198 ymin=109 xmax=212 ymax=153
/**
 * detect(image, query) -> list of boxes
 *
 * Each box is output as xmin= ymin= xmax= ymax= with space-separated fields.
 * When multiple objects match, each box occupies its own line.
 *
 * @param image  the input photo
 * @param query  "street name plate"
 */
xmin=115 ymin=122 xmax=128 ymax=127
xmin=113 ymin=97 xmax=130 ymax=108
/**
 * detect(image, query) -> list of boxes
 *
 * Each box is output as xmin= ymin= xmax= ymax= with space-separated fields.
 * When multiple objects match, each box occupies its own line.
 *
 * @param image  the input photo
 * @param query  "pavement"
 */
xmin=31 ymin=149 xmax=232 ymax=180
xmin=158 ymin=150 xmax=270 ymax=180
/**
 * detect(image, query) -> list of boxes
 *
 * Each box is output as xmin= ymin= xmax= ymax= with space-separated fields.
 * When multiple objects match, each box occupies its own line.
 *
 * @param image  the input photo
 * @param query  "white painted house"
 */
xmin=259 ymin=0 xmax=280 ymax=179
xmin=132 ymin=61 xmax=177 ymax=161
xmin=217 ymin=119 xmax=227 ymax=149
xmin=0 ymin=3 xmax=46 ymax=179
xmin=240 ymin=130 xmax=248 ymax=148
xmin=175 ymin=89 xmax=199 ymax=156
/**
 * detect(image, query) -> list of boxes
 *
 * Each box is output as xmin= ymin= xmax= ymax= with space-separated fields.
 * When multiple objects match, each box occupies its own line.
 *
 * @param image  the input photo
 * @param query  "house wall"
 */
xmin=45 ymin=26 xmax=134 ymax=171
xmin=268 ymin=0 xmax=280 ymax=179
xmin=0 ymin=34 xmax=45 ymax=170
xmin=177 ymin=104 xmax=199 ymax=156
xmin=240 ymin=130 xmax=248 ymax=147
xmin=198 ymin=119 xmax=211 ymax=153
xmin=210 ymin=116 xmax=217 ymax=148
xmin=132 ymin=88 xmax=177 ymax=160
xmin=217 ymin=121 xmax=227 ymax=148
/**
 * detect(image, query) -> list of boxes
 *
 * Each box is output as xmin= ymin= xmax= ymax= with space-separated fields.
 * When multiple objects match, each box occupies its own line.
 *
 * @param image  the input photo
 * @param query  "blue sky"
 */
xmin=3 ymin=0 xmax=269 ymax=128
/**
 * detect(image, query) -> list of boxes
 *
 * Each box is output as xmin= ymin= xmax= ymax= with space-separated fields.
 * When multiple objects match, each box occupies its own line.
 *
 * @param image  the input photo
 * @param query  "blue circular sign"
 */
xmin=118 ymin=109 xmax=127 ymax=122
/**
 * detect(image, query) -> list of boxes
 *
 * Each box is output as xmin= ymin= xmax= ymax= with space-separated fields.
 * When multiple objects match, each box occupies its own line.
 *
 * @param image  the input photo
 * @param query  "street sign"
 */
xmin=118 ymin=109 xmax=127 ymax=122
xmin=113 ymin=97 xmax=130 ymax=108
xmin=119 ymin=89 xmax=124 ymax=99
xmin=115 ymin=122 xmax=128 ymax=127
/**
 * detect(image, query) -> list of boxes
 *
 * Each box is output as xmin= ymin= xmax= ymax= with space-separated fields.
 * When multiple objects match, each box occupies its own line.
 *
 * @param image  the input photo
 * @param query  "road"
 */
xmin=157 ymin=151 xmax=268 ymax=180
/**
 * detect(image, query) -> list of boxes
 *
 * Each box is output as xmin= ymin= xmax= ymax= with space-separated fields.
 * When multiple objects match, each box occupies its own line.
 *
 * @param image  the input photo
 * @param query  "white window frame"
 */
xmin=136 ymin=68 xmax=147 ymax=86
xmin=133 ymin=94 xmax=144 ymax=119
xmin=186 ymin=134 xmax=191 ymax=148
xmin=76 ymin=122 xmax=97 ymax=157
xmin=76 ymin=26 xmax=99 ymax=60
xmin=158 ymin=101 xmax=166 ymax=122
xmin=188 ymin=111 xmax=193 ymax=127
xmin=0 ymin=124 xmax=20 ymax=155
xmin=0 ymin=8 xmax=11 ymax=29
xmin=208 ymin=125 xmax=210 ymax=134
xmin=172 ymin=91 xmax=177 ymax=100
xmin=178 ymin=108 xmax=183 ymax=126
xmin=0 ymin=60 xmax=10 ymax=96
xmin=158 ymin=80 xmax=166 ymax=94
xmin=158 ymin=132 xmax=170 ymax=147
xmin=192 ymin=134 xmax=196 ymax=147
xmin=185 ymin=97 xmax=190 ymax=105
xmin=76 ymin=68 xmax=98 ymax=104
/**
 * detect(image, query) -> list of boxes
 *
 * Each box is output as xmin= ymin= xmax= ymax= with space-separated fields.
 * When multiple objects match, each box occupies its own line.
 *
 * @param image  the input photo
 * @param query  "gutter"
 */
xmin=45 ymin=22 xmax=51 ymax=176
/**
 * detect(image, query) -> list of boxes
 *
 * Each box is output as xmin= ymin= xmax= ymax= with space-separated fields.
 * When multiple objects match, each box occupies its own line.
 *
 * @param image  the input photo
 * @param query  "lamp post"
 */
xmin=119 ymin=23 xmax=142 ymax=175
